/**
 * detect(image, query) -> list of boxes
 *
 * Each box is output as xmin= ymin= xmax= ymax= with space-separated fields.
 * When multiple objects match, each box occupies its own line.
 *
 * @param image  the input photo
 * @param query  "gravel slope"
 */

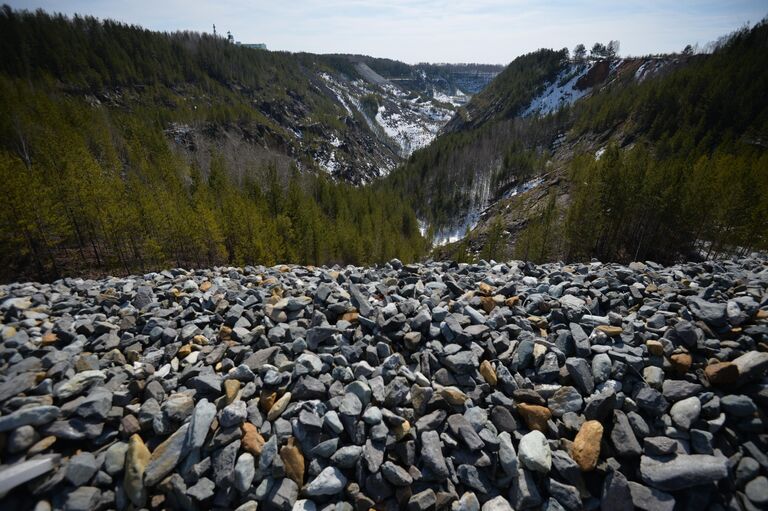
xmin=0 ymin=257 xmax=767 ymax=510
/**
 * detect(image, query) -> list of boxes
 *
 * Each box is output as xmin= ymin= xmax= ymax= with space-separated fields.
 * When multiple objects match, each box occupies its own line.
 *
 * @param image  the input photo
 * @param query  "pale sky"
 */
xmin=8 ymin=1 xmax=767 ymax=64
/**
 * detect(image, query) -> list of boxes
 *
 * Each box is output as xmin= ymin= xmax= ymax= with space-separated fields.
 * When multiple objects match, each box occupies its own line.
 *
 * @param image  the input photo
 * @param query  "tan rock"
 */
xmin=280 ymin=437 xmax=305 ymax=485
xmin=595 ymin=325 xmax=623 ymax=336
xmin=267 ymin=392 xmax=292 ymax=421
xmin=756 ymin=309 xmax=768 ymax=319
xmin=193 ymin=334 xmax=209 ymax=345
xmin=124 ymin=434 xmax=151 ymax=507
xmin=242 ymin=423 xmax=265 ymax=457
xmin=393 ymin=420 xmax=411 ymax=440
xmin=200 ymin=281 xmax=212 ymax=292
xmin=478 ymin=282 xmax=494 ymax=296
xmin=670 ymin=353 xmax=692 ymax=374
xmin=480 ymin=296 xmax=496 ymax=314
xmin=646 ymin=340 xmax=664 ymax=356
xmin=28 ymin=435 xmax=56 ymax=455
xmin=224 ymin=379 xmax=240 ymax=404
xmin=479 ymin=360 xmax=497 ymax=386
xmin=41 ymin=332 xmax=58 ymax=346
xmin=177 ymin=344 xmax=192 ymax=359
xmin=260 ymin=390 xmax=277 ymax=413
xmin=517 ymin=403 xmax=552 ymax=432
xmin=704 ymin=361 xmax=739 ymax=386
xmin=219 ymin=325 xmax=233 ymax=342
xmin=571 ymin=421 xmax=603 ymax=471
xmin=341 ymin=311 xmax=359 ymax=323
xmin=440 ymin=387 xmax=469 ymax=406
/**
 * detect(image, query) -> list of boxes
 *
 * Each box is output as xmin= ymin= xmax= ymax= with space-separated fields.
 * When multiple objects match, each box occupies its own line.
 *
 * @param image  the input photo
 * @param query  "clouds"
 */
xmin=8 ymin=0 xmax=767 ymax=63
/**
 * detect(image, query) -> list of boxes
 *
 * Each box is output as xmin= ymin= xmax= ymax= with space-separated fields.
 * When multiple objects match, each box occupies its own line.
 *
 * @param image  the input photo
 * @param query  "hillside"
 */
xmin=0 ymin=8 xmax=503 ymax=282
xmin=383 ymin=20 xmax=768 ymax=264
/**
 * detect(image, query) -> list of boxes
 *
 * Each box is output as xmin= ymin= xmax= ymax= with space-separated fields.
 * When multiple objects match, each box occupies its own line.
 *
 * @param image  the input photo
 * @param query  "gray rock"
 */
xmin=213 ymin=439 xmax=240 ymax=486
xmin=331 ymin=445 xmax=363 ymax=468
xmin=548 ymin=386 xmax=583 ymax=417
xmin=745 ymin=476 xmax=768 ymax=506
xmin=518 ymin=430 xmax=551 ymax=473
xmin=592 ymin=353 xmax=612 ymax=383
xmin=63 ymin=486 xmax=100 ymax=511
xmin=421 ymin=430 xmax=449 ymax=478
xmin=481 ymin=496 xmax=514 ymax=511
xmin=720 ymin=394 xmax=757 ymax=417
xmin=144 ymin=423 xmax=190 ymax=487
xmin=304 ymin=466 xmax=346 ymax=496
xmin=686 ymin=297 xmax=727 ymax=327
xmin=627 ymin=482 xmax=675 ymax=511
xmin=7 ymin=424 xmax=37 ymax=453
xmin=234 ymin=453 xmax=255 ymax=492
xmin=187 ymin=477 xmax=216 ymax=501
xmin=409 ymin=489 xmax=437 ymax=511
xmin=640 ymin=454 xmax=728 ymax=491
xmin=566 ymin=358 xmax=594 ymax=395
xmin=65 ymin=452 xmax=97 ymax=485
xmin=184 ymin=398 xmax=217 ymax=450
xmin=601 ymin=469 xmax=633 ymax=511
xmin=670 ymin=396 xmax=701 ymax=430
xmin=267 ymin=478 xmax=299 ymax=511
xmin=220 ymin=400 xmax=247 ymax=427
xmin=0 ymin=405 xmax=61 ymax=432
xmin=611 ymin=410 xmax=642 ymax=457
xmin=381 ymin=461 xmax=413 ymax=486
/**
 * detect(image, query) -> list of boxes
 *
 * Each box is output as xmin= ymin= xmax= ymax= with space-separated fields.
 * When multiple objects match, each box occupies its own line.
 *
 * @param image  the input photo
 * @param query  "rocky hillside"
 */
xmin=0 ymin=257 xmax=767 ymax=510
xmin=383 ymin=20 xmax=768 ymax=264
xmin=0 ymin=9 xmax=499 ymax=185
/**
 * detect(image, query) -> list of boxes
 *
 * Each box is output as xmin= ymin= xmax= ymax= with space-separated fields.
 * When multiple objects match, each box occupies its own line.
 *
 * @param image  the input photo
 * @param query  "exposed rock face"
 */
xmin=0 ymin=257 xmax=766 ymax=510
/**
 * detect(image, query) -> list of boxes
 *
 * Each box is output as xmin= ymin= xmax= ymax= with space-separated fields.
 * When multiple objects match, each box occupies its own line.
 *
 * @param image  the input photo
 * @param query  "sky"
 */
xmin=8 ymin=1 xmax=767 ymax=64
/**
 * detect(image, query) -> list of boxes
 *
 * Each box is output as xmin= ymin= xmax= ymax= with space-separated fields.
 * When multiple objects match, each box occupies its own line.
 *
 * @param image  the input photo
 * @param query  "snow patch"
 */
xmin=522 ymin=64 xmax=592 ymax=117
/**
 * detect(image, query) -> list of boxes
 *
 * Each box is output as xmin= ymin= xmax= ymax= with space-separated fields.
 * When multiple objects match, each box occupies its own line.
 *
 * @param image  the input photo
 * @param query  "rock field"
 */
xmin=0 ymin=257 xmax=767 ymax=511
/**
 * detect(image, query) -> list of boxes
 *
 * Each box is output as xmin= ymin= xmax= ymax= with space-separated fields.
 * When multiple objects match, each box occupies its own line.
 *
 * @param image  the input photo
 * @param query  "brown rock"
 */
xmin=479 ymin=360 xmax=497 ymax=386
xmin=41 ymin=332 xmax=58 ymax=346
xmin=478 ymin=282 xmax=495 ymax=296
xmin=670 ymin=353 xmax=692 ymax=374
xmin=242 ymin=423 xmax=265 ymax=457
xmin=177 ymin=344 xmax=192 ymax=359
xmin=517 ymin=403 xmax=552 ymax=432
xmin=224 ymin=379 xmax=240 ymax=404
xmin=260 ymin=390 xmax=277 ymax=413
xmin=506 ymin=296 xmax=520 ymax=307
xmin=340 ymin=311 xmax=359 ymax=323
xmin=219 ymin=325 xmax=233 ymax=342
xmin=393 ymin=420 xmax=411 ymax=440
xmin=200 ymin=281 xmax=212 ymax=292
xmin=704 ymin=361 xmax=739 ymax=386
xmin=646 ymin=340 xmax=664 ymax=356
xmin=571 ymin=420 xmax=603 ymax=471
xmin=124 ymin=434 xmax=151 ymax=507
xmin=755 ymin=309 xmax=768 ymax=319
xmin=440 ymin=387 xmax=468 ymax=406
xmin=480 ymin=296 xmax=496 ymax=314
xmin=28 ymin=435 xmax=56 ymax=455
xmin=595 ymin=325 xmax=623 ymax=336
xmin=280 ymin=437 xmax=305 ymax=485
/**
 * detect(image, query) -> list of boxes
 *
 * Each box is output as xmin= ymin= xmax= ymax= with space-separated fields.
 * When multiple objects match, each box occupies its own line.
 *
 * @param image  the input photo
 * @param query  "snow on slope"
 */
xmin=522 ymin=64 xmax=592 ymax=117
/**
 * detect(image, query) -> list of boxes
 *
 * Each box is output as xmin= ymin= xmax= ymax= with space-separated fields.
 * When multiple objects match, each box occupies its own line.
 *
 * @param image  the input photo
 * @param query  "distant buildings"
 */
xmin=241 ymin=43 xmax=267 ymax=50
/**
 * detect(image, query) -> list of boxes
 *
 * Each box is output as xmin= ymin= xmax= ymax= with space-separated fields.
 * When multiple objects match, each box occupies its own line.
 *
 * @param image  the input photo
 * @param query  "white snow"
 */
xmin=501 ymin=176 xmax=545 ymax=200
xmin=522 ymin=64 xmax=592 ymax=117
xmin=595 ymin=147 xmax=606 ymax=160
xmin=432 ymin=88 xmax=468 ymax=107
